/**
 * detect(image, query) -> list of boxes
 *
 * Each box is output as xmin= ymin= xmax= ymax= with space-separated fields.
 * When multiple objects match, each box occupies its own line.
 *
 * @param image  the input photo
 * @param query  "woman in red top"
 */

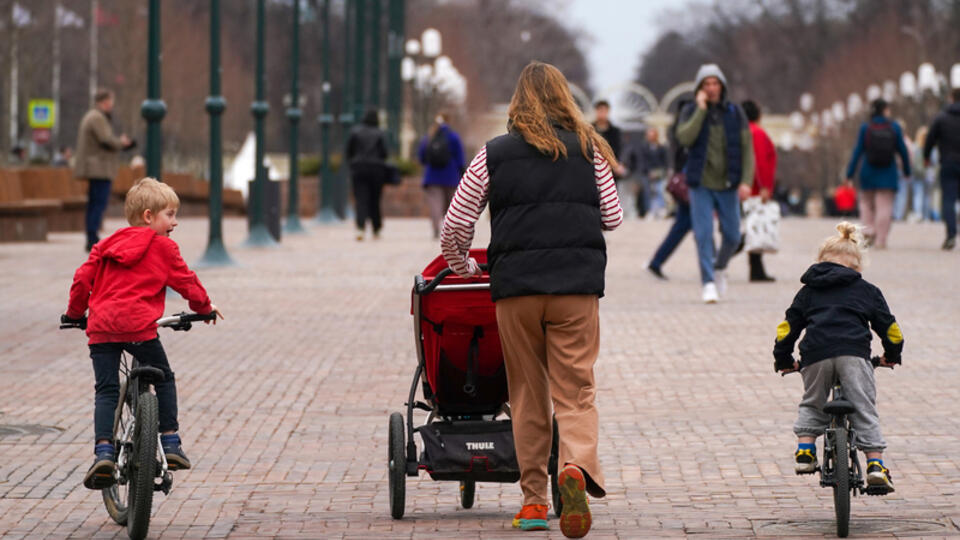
xmin=744 ymin=100 xmax=777 ymax=281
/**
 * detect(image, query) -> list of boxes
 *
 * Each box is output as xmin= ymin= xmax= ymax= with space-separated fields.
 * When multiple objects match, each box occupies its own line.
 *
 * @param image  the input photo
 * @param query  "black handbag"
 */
xmin=419 ymin=420 xmax=520 ymax=483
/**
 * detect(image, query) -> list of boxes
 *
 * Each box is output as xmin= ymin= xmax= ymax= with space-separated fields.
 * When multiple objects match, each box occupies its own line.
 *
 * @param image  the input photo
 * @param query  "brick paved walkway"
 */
xmin=0 ymin=216 xmax=958 ymax=539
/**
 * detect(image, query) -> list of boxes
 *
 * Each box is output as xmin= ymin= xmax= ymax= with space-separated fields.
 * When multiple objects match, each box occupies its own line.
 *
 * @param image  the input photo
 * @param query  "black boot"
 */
xmin=749 ymin=252 xmax=775 ymax=282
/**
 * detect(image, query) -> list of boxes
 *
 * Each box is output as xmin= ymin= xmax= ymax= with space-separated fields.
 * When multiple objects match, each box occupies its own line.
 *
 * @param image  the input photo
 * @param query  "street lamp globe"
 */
xmin=866 ymin=84 xmax=882 ymax=102
xmin=405 ymin=39 xmax=421 ymax=56
xmin=900 ymin=71 xmax=917 ymax=98
xmin=847 ymin=93 xmax=863 ymax=116
xmin=831 ymin=101 xmax=845 ymax=122
xmin=401 ymin=57 xmax=416 ymax=82
xmin=882 ymin=80 xmax=897 ymax=102
xmin=918 ymin=63 xmax=938 ymax=94
xmin=421 ymin=28 xmax=442 ymax=58
xmin=951 ymin=63 xmax=960 ymax=89
xmin=799 ymin=93 xmax=813 ymax=113
xmin=789 ymin=111 xmax=804 ymax=131
xmin=435 ymin=55 xmax=453 ymax=73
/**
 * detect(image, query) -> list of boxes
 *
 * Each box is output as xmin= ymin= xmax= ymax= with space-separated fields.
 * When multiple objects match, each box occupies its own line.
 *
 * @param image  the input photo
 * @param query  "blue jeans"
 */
xmin=942 ymin=161 xmax=960 ymax=240
xmin=91 ymin=339 xmax=178 ymax=442
xmin=910 ymin=177 xmax=929 ymax=219
xmin=85 ymin=178 xmax=112 ymax=246
xmin=690 ymin=185 xmax=741 ymax=284
xmin=893 ymin=177 xmax=909 ymax=221
xmin=649 ymin=203 xmax=691 ymax=270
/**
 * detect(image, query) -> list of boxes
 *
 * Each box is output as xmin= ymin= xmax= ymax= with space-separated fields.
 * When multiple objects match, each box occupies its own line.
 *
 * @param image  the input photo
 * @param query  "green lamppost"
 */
xmin=386 ymin=0 xmax=405 ymax=151
xmin=352 ymin=0 xmax=366 ymax=121
xmin=245 ymin=0 xmax=277 ymax=246
xmin=369 ymin=0 xmax=381 ymax=108
xmin=198 ymin=0 xmax=235 ymax=267
xmin=316 ymin=0 xmax=337 ymax=223
xmin=284 ymin=0 xmax=306 ymax=234
xmin=141 ymin=0 xmax=165 ymax=178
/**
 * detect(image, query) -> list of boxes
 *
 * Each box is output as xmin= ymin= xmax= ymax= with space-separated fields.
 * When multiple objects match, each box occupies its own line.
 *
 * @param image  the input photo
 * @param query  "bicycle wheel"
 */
xmin=549 ymin=415 xmax=562 ymax=517
xmin=127 ymin=392 xmax=158 ymax=540
xmin=832 ymin=426 xmax=851 ymax=538
xmin=102 ymin=382 xmax=133 ymax=525
xmin=388 ymin=412 xmax=406 ymax=519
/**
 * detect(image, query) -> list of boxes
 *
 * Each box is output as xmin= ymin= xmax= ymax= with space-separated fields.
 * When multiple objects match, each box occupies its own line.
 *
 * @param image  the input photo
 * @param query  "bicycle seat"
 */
xmin=130 ymin=366 xmax=166 ymax=383
xmin=823 ymin=399 xmax=856 ymax=416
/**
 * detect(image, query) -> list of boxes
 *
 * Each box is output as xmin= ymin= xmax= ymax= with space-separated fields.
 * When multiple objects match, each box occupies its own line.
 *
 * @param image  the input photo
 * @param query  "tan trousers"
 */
xmin=495 ymin=294 xmax=606 ymax=506
xmin=859 ymin=189 xmax=895 ymax=248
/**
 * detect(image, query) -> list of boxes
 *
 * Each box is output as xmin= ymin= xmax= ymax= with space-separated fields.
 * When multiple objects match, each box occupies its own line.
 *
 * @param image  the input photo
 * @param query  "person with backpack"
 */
xmin=418 ymin=114 xmax=466 ymax=238
xmin=845 ymin=99 xmax=910 ymax=249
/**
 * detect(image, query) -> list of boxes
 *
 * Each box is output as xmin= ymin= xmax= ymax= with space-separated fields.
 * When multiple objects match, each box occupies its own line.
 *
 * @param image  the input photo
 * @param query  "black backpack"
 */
xmin=425 ymin=130 xmax=452 ymax=168
xmin=864 ymin=122 xmax=897 ymax=168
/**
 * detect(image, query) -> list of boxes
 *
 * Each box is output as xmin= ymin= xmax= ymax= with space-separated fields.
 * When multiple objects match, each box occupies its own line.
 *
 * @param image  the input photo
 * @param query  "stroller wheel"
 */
xmin=549 ymin=415 xmax=562 ymax=517
xmin=388 ymin=412 xmax=406 ymax=519
xmin=460 ymin=480 xmax=475 ymax=509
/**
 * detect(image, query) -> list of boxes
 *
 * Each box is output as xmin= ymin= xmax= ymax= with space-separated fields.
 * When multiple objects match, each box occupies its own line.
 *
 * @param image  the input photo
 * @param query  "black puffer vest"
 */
xmin=485 ymin=129 xmax=606 ymax=302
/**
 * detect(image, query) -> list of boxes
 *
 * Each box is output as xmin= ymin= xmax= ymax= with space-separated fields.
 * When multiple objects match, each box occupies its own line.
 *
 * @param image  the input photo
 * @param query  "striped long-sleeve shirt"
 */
xmin=440 ymin=145 xmax=623 ymax=278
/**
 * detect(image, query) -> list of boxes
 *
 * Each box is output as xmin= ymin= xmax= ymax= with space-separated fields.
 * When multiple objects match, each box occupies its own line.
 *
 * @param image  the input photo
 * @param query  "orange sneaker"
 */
xmin=558 ymin=464 xmax=591 ymax=538
xmin=512 ymin=504 xmax=549 ymax=531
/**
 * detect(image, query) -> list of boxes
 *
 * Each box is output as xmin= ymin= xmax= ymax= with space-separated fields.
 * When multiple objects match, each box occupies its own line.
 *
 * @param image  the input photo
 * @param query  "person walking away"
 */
xmin=774 ymin=221 xmax=902 ymax=493
xmin=743 ymin=100 xmax=777 ymax=282
xmin=923 ymin=88 xmax=960 ymax=250
xmin=345 ymin=109 xmax=389 ymax=241
xmin=440 ymin=61 xmax=622 ymax=538
xmin=647 ymin=99 xmax=693 ymax=280
xmin=418 ymin=113 xmax=466 ymax=239
xmin=845 ymin=99 xmax=910 ymax=249
xmin=675 ymin=64 xmax=755 ymax=303
xmin=74 ymin=88 xmax=132 ymax=251
xmin=640 ymin=127 xmax=669 ymax=218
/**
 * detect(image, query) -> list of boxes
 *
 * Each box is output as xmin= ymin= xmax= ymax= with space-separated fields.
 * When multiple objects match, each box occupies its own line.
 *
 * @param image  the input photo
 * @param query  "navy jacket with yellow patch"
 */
xmin=773 ymin=262 xmax=903 ymax=371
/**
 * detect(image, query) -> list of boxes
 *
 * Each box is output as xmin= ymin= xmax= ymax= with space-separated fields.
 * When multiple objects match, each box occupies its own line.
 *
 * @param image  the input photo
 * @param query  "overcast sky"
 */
xmin=565 ymin=0 xmax=695 ymax=93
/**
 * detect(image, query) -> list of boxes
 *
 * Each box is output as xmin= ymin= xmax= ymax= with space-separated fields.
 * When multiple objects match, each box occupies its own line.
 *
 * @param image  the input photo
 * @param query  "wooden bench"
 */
xmin=17 ymin=167 xmax=87 ymax=231
xmin=0 ymin=169 xmax=62 ymax=242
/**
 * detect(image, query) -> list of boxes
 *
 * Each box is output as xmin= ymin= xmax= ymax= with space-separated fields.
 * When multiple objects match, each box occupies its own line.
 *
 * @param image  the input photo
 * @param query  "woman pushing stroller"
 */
xmin=440 ymin=61 xmax=623 ymax=538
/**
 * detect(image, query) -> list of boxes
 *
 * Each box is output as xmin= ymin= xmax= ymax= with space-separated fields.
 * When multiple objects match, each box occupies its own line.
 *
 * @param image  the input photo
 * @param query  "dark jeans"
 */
xmin=649 ymin=203 xmax=692 ymax=270
xmin=85 ymin=178 xmax=112 ymax=246
xmin=351 ymin=164 xmax=384 ymax=233
xmin=91 ymin=339 xmax=178 ymax=442
xmin=942 ymin=161 xmax=960 ymax=239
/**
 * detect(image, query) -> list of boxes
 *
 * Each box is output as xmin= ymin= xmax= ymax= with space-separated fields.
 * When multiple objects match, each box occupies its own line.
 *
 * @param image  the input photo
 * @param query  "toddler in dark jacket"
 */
xmin=773 ymin=222 xmax=902 ymax=493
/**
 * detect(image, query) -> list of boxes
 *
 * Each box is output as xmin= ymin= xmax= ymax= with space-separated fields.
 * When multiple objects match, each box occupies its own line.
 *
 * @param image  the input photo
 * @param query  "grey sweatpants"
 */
xmin=794 ymin=355 xmax=886 ymax=452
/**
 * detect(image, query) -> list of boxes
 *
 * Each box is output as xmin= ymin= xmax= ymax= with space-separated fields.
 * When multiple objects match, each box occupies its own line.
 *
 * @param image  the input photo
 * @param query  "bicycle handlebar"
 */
xmin=59 ymin=312 xmax=216 ymax=332
xmin=420 ymin=264 xmax=489 ymax=295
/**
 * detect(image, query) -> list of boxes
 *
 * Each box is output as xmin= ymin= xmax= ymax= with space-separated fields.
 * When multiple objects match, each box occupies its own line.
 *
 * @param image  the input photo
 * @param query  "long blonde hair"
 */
xmin=507 ymin=62 xmax=617 ymax=166
xmin=817 ymin=221 xmax=865 ymax=271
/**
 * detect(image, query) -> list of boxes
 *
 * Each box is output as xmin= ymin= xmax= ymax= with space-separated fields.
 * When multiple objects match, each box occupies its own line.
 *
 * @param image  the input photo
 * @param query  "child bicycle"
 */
xmin=60 ymin=311 xmax=216 ymax=540
xmin=789 ymin=356 xmax=893 ymax=538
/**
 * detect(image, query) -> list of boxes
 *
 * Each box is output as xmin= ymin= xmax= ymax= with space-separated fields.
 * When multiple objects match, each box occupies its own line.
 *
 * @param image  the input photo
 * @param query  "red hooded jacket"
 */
xmin=749 ymin=122 xmax=777 ymax=197
xmin=67 ymin=227 xmax=212 ymax=344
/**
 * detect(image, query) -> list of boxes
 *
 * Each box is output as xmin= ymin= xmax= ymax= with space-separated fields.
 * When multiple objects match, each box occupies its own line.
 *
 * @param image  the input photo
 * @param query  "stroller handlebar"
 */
xmin=420 ymin=264 xmax=488 ymax=295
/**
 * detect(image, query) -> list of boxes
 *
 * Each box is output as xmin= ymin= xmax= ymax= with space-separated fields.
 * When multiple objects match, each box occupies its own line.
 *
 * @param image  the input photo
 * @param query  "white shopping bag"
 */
xmin=743 ymin=197 xmax=780 ymax=254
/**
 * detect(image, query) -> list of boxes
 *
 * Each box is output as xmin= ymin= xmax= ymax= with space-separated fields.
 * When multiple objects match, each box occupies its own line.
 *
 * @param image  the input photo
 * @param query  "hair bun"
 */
xmin=836 ymin=221 xmax=859 ymax=241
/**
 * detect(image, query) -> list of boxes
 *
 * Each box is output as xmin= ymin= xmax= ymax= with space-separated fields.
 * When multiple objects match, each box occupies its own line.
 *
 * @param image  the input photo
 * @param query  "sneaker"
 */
xmin=647 ymin=264 xmax=667 ymax=280
xmin=794 ymin=447 xmax=818 ymax=474
xmin=83 ymin=444 xmax=116 ymax=489
xmin=558 ymin=464 xmax=591 ymax=538
xmin=715 ymin=269 xmax=728 ymax=296
xmin=943 ymin=237 xmax=956 ymax=251
xmin=702 ymin=282 xmax=719 ymax=304
xmin=512 ymin=504 xmax=549 ymax=531
xmin=750 ymin=274 xmax=776 ymax=282
xmin=866 ymin=461 xmax=895 ymax=493
xmin=161 ymin=434 xmax=192 ymax=471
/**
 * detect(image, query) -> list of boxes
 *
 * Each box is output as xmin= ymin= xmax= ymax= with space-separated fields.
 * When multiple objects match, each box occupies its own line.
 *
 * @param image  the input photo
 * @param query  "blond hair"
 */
xmin=124 ymin=177 xmax=179 ymax=226
xmin=507 ymin=62 xmax=618 ymax=166
xmin=817 ymin=221 xmax=865 ymax=271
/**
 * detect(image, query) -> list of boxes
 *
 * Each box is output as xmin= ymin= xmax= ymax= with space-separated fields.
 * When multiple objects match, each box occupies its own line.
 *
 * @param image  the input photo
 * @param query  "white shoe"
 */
xmin=702 ymin=282 xmax=719 ymax=304
xmin=715 ymin=269 xmax=728 ymax=296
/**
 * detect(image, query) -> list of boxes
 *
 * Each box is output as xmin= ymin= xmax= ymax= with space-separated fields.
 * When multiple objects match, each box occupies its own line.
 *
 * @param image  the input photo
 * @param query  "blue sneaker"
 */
xmin=161 ymin=434 xmax=192 ymax=471
xmin=83 ymin=443 xmax=116 ymax=489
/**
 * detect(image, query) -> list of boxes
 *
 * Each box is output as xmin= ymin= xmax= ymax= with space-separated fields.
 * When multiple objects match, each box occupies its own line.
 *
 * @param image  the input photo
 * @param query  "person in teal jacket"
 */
xmin=845 ymin=99 xmax=910 ymax=249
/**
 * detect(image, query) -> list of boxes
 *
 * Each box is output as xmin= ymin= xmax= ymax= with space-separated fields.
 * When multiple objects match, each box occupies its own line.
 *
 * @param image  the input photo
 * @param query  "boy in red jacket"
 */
xmin=64 ymin=177 xmax=222 ymax=489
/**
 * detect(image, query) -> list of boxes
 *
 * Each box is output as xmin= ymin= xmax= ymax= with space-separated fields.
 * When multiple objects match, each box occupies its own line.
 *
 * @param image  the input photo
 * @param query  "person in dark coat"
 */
xmin=923 ymin=88 xmax=960 ymax=250
xmin=345 ymin=109 xmax=389 ymax=240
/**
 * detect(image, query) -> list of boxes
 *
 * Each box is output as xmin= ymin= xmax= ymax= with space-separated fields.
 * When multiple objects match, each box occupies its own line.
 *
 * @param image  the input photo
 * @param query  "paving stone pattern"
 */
xmin=0 ymin=216 xmax=958 ymax=539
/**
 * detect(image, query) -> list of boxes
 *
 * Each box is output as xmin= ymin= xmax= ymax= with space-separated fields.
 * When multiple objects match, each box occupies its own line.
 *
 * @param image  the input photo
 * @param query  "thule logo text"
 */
xmin=466 ymin=442 xmax=494 ymax=450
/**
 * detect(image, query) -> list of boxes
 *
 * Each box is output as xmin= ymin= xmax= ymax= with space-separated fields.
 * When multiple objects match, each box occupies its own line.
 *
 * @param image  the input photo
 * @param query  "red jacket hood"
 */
xmin=98 ymin=227 xmax=157 ymax=267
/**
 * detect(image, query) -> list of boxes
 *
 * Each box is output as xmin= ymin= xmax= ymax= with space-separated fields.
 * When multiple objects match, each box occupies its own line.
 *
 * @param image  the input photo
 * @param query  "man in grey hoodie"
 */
xmin=923 ymin=88 xmax=960 ymax=250
xmin=675 ymin=64 xmax=755 ymax=303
